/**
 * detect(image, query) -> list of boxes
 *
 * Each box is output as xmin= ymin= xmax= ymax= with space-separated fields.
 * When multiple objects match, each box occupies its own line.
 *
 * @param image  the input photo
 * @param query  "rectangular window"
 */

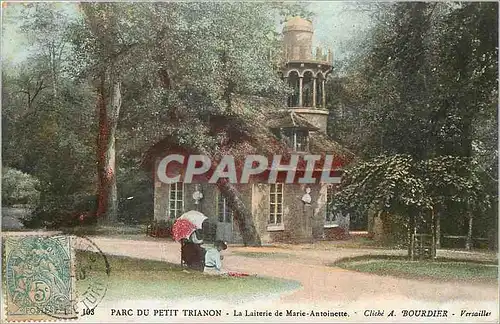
xmin=269 ymin=183 xmax=284 ymax=226
xmin=294 ymin=130 xmax=309 ymax=152
xmin=168 ymin=182 xmax=184 ymax=219
xmin=217 ymin=192 xmax=233 ymax=223
xmin=282 ymin=129 xmax=309 ymax=152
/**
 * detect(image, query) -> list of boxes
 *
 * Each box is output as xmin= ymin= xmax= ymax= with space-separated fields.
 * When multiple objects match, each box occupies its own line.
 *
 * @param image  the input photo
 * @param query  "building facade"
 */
xmin=149 ymin=17 xmax=353 ymax=244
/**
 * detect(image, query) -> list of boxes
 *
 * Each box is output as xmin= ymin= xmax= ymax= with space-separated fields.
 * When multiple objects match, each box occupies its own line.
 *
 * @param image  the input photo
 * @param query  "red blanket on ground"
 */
xmin=227 ymin=272 xmax=253 ymax=277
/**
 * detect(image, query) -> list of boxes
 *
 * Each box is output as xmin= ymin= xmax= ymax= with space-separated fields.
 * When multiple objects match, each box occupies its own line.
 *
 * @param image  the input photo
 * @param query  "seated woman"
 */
xmin=181 ymin=230 xmax=205 ymax=271
xmin=203 ymin=240 xmax=228 ymax=275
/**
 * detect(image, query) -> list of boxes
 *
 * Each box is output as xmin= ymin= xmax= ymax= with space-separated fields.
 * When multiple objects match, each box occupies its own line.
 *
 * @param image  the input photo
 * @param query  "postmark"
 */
xmin=72 ymin=235 xmax=110 ymax=318
xmin=4 ymin=235 xmax=76 ymax=321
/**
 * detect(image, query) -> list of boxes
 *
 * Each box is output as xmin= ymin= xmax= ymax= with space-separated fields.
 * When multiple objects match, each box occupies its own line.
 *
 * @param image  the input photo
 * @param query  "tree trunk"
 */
xmin=465 ymin=212 xmax=473 ymax=251
xmin=435 ymin=210 xmax=441 ymax=249
xmin=407 ymin=213 xmax=413 ymax=260
xmin=96 ymin=73 xmax=121 ymax=223
xmin=195 ymin=145 xmax=262 ymax=247
xmin=50 ymin=43 xmax=58 ymax=98
xmin=215 ymin=179 xmax=261 ymax=247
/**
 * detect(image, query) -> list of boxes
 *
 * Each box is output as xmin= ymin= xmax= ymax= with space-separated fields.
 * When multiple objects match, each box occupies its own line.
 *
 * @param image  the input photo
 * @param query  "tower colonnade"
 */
xmin=280 ymin=16 xmax=333 ymax=133
xmin=284 ymin=70 xmax=327 ymax=108
xmin=281 ymin=16 xmax=333 ymax=111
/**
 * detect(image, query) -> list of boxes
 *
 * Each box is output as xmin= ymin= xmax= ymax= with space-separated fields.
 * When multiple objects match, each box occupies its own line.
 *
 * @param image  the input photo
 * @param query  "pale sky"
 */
xmin=1 ymin=2 xmax=375 ymax=70
xmin=308 ymin=2 xmax=375 ymax=64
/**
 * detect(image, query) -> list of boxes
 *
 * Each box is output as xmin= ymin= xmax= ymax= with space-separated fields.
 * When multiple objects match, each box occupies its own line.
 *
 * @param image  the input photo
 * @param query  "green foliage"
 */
xmin=334 ymin=154 xmax=492 ymax=233
xmin=328 ymin=2 xmax=497 ymax=162
xmin=328 ymin=2 xmax=497 ymax=243
xmin=76 ymin=251 xmax=300 ymax=301
xmin=4 ymin=2 xmax=306 ymax=227
xmin=2 ymin=167 xmax=40 ymax=206
xmin=335 ymin=258 xmax=498 ymax=282
xmin=68 ymin=2 xmax=301 ymax=156
xmin=147 ymin=219 xmax=175 ymax=238
xmin=420 ymin=156 xmax=491 ymax=212
xmin=335 ymin=155 xmax=430 ymax=218
xmin=117 ymin=164 xmax=153 ymax=224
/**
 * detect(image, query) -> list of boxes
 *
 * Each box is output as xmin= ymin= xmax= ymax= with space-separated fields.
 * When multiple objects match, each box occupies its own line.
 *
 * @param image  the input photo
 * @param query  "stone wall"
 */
xmin=312 ymin=184 xmax=327 ymax=240
xmin=184 ymin=183 xmax=246 ymax=244
xmin=251 ymin=183 xmax=271 ymax=243
xmin=252 ymin=183 xmax=318 ymax=244
xmin=153 ymin=178 xmax=168 ymax=221
xmin=153 ymin=160 xmax=345 ymax=244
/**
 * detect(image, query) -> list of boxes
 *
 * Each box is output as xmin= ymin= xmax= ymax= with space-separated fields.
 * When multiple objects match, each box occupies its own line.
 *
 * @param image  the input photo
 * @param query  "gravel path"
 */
xmin=3 ymin=231 xmax=496 ymax=304
xmin=86 ymin=236 xmax=498 ymax=305
xmin=2 ymin=232 xmax=498 ymax=322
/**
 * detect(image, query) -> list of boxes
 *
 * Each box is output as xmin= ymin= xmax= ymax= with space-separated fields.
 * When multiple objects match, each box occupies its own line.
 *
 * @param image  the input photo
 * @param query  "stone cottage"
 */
xmin=143 ymin=17 xmax=355 ymax=244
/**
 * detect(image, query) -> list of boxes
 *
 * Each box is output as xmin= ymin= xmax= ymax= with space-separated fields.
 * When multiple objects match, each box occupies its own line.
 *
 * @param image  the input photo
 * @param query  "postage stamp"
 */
xmin=2 ymin=234 xmax=110 ymax=322
xmin=4 ymin=235 xmax=76 ymax=321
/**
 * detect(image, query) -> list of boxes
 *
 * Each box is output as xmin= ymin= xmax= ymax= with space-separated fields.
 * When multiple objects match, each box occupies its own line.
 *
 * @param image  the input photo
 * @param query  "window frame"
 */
xmin=216 ymin=191 xmax=233 ymax=224
xmin=268 ymin=183 xmax=284 ymax=231
xmin=294 ymin=129 xmax=309 ymax=152
xmin=282 ymin=128 xmax=309 ymax=152
xmin=168 ymin=182 xmax=184 ymax=219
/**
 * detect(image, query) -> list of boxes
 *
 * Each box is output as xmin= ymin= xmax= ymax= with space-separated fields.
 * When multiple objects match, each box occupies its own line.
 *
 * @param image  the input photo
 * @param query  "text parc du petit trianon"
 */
xmin=109 ymin=308 xmax=492 ymax=318
xmin=156 ymin=154 xmax=342 ymax=184
xmin=109 ymin=308 xmax=349 ymax=317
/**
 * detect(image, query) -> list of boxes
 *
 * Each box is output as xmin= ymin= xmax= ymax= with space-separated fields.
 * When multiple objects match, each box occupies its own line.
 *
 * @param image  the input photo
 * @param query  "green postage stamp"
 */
xmin=4 ymin=235 xmax=76 ymax=321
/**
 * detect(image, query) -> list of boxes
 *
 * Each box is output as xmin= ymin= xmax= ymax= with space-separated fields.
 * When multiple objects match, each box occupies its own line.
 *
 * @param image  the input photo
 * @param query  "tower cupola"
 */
xmin=281 ymin=17 xmax=333 ymax=133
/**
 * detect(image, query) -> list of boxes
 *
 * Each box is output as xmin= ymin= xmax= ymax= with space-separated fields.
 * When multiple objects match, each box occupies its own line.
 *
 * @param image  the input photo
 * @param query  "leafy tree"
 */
xmin=68 ymin=2 xmax=309 ymax=244
xmin=334 ymin=154 xmax=491 ymax=254
xmin=2 ymin=3 xmax=96 ymax=228
xmin=328 ymin=2 xmax=497 ymax=249
xmin=2 ymin=167 xmax=40 ymax=206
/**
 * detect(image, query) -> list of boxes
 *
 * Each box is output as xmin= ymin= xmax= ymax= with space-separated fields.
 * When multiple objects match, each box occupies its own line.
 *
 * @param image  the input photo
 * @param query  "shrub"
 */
xmin=147 ymin=219 xmax=175 ymax=238
xmin=21 ymin=194 xmax=97 ymax=229
xmin=2 ymin=167 xmax=40 ymax=207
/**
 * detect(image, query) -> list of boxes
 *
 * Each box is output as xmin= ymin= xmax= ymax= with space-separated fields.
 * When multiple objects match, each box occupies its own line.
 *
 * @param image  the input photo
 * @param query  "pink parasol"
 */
xmin=171 ymin=219 xmax=198 ymax=242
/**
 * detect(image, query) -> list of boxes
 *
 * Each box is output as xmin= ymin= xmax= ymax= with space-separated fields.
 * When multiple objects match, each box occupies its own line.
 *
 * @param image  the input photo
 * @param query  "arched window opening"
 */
xmin=302 ymin=71 xmax=314 ymax=107
xmin=316 ymin=74 xmax=324 ymax=108
xmin=287 ymin=71 xmax=300 ymax=107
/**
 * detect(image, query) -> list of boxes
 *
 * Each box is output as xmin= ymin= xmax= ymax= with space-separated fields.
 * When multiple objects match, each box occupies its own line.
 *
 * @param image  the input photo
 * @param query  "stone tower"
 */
xmin=282 ymin=17 xmax=333 ymax=133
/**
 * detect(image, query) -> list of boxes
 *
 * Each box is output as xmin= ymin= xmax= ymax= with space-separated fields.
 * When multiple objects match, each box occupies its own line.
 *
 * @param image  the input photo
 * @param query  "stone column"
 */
xmin=312 ymin=77 xmax=317 ymax=108
xmin=299 ymin=76 xmax=303 ymax=107
xmin=321 ymin=79 xmax=326 ymax=108
xmin=284 ymin=76 xmax=289 ymax=106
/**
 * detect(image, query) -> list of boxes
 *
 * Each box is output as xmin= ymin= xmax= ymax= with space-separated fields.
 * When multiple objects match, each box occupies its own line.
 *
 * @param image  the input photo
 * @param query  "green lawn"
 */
xmin=76 ymin=251 xmax=300 ymax=302
xmin=332 ymin=255 xmax=498 ymax=283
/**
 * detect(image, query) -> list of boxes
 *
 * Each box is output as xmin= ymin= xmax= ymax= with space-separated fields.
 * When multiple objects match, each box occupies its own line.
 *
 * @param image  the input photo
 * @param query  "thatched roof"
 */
xmin=141 ymin=95 xmax=355 ymax=175
xmin=309 ymin=131 xmax=356 ymax=168
xmin=265 ymin=110 xmax=319 ymax=130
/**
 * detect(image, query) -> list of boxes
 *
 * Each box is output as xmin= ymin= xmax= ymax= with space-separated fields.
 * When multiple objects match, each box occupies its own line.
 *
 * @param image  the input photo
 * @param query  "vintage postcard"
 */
xmin=1 ymin=1 xmax=498 ymax=323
